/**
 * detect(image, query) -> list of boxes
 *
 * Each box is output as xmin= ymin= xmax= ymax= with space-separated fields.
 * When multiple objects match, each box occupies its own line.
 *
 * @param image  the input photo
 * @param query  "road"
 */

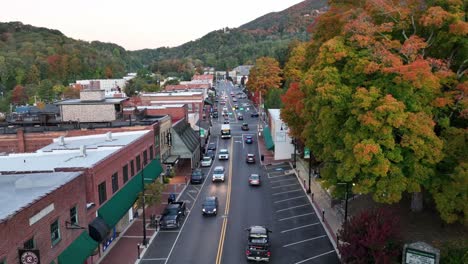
xmin=141 ymin=81 xmax=340 ymax=263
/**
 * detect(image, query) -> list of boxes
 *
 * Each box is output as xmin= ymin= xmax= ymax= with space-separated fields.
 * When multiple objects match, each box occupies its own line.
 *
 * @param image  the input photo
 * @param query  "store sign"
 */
xmin=403 ymin=242 xmax=439 ymax=264
xmin=18 ymin=249 xmax=40 ymax=264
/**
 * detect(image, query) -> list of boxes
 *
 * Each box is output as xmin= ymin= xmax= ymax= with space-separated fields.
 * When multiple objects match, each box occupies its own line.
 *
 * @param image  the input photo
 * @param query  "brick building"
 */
xmin=0 ymin=130 xmax=164 ymax=264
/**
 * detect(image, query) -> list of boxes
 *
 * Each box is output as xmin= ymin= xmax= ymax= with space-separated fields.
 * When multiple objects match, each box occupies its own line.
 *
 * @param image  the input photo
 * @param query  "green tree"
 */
xmin=26 ymin=65 xmax=40 ymax=85
xmin=37 ymin=79 xmax=54 ymax=102
xmin=135 ymin=180 xmax=166 ymax=216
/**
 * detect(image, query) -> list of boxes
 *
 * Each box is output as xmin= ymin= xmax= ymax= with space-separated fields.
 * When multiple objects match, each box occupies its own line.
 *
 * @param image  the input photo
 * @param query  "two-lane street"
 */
xmin=142 ymin=81 xmax=339 ymax=264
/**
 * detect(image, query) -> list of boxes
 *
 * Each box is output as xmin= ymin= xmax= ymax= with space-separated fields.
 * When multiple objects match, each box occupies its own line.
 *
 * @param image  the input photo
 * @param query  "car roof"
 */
xmin=214 ymin=166 xmax=224 ymax=170
xmin=247 ymin=153 xmax=255 ymax=156
xmin=250 ymin=174 xmax=259 ymax=177
xmin=249 ymin=226 xmax=267 ymax=234
xmin=220 ymin=148 xmax=228 ymax=152
xmin=203 ymin=156 xmax=211 ymax=159
xmin=246 ymin=135 xmax=252 ymax=138
xmin=204 ymin=196 xmax=217 ymax=201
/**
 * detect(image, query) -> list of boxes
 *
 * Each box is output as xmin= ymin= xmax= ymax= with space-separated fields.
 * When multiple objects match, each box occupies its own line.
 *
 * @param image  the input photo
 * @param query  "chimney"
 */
xmin=106 ymin=132 xmax=113 ymax=142
xmin=58 ymin=136 xmax=65 ymax=146
xmin=80 ymin=145 xmax=87 ymax=157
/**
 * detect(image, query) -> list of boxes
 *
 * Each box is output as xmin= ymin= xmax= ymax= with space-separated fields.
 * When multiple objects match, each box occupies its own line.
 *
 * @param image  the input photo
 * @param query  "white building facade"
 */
xmin=268 ymin=109 xmax=295 ymax=160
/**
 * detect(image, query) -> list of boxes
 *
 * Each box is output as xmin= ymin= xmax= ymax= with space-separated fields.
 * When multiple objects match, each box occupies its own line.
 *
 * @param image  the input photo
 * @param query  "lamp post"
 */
xmin=307 ymin=156 xmax=312 ymax=193
xmin=199 ymin=127 xmax=203 ymax=161
xmin=293 ymin=138 xmax=297 ymax=169
xmin=337 ymin=182 xmax=352 ymax=234
xmin=141 ymin=160 xmax=147 ymax=246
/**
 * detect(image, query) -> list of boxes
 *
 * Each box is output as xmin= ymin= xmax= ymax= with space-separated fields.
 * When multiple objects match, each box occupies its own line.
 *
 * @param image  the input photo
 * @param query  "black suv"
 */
xmin=246 ymin=226 xmax=272 ymax=262
xmin=191 ymin=169 xmax=204 ymax=184
xmin=202 ymin=196 xmax=218 ymax=216
xmin=159 ymin=202 xmax=186 ymax=229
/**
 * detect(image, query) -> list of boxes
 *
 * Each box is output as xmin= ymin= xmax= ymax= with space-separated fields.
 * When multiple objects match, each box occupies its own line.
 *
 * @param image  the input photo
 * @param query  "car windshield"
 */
xmin=214 ymin=169 xmax=224 ymax=174
xmin=250 ymin=175 xmax=259 ymax=180
xmin=204 ymin=200 xmax=216 ymax=206
xmin=249 ymin=237 xmax=268 ymax=244
xmin=220 ymin=150 xmax=228 ymax=154
xmin=203 ymin=157 xmax=211 ymax=161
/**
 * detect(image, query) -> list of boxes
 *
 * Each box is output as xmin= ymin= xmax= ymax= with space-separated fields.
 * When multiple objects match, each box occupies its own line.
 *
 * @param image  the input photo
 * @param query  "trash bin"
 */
xmin=261 ymin=154 xmax=264 ymax=161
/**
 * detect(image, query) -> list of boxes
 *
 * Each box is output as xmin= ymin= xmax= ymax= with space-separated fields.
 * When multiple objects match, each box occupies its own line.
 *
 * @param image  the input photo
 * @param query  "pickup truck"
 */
xmin=159 ymin=201 xmax=186 ymax=229
xmin=245 ymin=226 xmax=272 ymax=262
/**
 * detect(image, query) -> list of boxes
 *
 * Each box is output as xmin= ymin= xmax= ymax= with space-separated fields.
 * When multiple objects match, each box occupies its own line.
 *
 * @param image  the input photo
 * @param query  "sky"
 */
xmin=2 ymin=0 xmax=305 ymax=51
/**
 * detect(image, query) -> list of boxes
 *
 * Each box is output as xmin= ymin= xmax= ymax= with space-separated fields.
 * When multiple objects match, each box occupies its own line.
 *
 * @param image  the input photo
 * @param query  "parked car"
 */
xmin=206 ymin=149 xmax=215 ymax=160
xmin=208 ymin=142 xmax=217 ymax=151
xmin=159 ymin=202 xmax=186 ymax=229
xmin=191 ymin=169 xmax=204 ymax=184
xmin=201 ymin=156 xmax=213 ymax=167
xmin=245 ymin=135 xmax=253 ymax=144
xmin=223 ymin=119 xmax=230 ymax=124
xmin=212 ymin=111 xmax=218 ymax=118
xmin=246 ymin=153 xmax=256 ymax=163
xmin=249 ymin=174 xmax=261 ymax=186
xmin=241 ymin=123 xmax=249 ymax=131
xmin=245 ymin=226 xmax=272 ymax=262
xmin=218 ymin=149 xmax=229 ymax=160
xmin=202 ymin=196 xmax=218 ymax=216
xmin=251 ymin=112 xmax=259 ymax=117
xmin=212 ymin=166 xmax=225 ymax=182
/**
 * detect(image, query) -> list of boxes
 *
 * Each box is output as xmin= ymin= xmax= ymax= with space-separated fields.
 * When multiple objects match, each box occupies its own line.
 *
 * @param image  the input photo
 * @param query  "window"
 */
xmin=130 ymin=160 xmax=135 ymax=177
xmin=136 ymin=155 xmax=141 ymax=171
xmin=23 ymin=237 xmax=35 ymax=249
xmin=98 ymin=182 xmax=107 ymax=205
xmin=111 ymin=173 xmax=119 ymax=193
xmin=155 ymin=135 xmax=160 ymax=147
xmin=143 ymin=150 xmax=148 ymax=165
xmin=123 ymin=165 xmax=129 ymax=183
xmin=70 ymin=206 xmax=78 ymax=225
xmin=50 ymin=219 xmax=61 ymax=246
xmin=149 ymin=146 xmax=154 ymax=160
xmin=188 ymin=103 xmax=193 ymax=112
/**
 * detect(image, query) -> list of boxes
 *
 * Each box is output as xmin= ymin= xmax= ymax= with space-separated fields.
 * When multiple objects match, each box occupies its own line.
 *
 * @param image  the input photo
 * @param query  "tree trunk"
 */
xmin=411 ymin=192 xmax=424 ymax=212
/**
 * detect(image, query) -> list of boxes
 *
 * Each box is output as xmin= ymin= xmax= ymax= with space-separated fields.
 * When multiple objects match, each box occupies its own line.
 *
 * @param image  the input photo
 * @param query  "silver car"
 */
xmin=212 ymin=166 xmax=225 ymax=182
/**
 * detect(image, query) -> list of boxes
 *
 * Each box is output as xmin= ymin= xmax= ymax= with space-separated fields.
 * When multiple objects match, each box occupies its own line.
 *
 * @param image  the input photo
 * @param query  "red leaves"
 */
xmin=11 ymin=85 xmax=28 ymax=105
xmin=338 ymin=207 xmax=401 ymax=264
xmin=400 ymin=36 xmax=428 ymax=61
xmin=420 ymin=6 xmax=452 ymax=28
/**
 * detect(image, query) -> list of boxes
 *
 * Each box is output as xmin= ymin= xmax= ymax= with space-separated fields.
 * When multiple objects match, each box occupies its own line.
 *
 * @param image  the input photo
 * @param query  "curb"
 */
xmin=289 ymin=161 xmax=340 ymax=256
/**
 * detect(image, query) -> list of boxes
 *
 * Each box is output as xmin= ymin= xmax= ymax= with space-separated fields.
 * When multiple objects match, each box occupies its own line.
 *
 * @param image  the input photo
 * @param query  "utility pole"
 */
xmin=141 ymin=161 xmax=147 ymax=246
xmin=307 ymin=156 xmax=312 ymax=193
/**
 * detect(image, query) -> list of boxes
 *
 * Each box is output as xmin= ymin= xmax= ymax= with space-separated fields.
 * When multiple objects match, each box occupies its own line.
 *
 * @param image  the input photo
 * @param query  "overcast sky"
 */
xmin=2 ymin=0 xmax=305 ymax=50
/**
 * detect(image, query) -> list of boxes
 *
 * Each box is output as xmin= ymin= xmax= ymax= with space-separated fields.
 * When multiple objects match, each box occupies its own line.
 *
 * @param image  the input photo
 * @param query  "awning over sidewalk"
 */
xmin=88 ymin=216 xmax=110 ymax=242
xmin=263 ymin=126 xmax=274 ymax=150
xmin=98 ymin=159 xmax=163 ymax=227
xmin=58 ymin=231 xmax=98 ymax=264
xmin=163 ymin=155 xmax=180 ymax=165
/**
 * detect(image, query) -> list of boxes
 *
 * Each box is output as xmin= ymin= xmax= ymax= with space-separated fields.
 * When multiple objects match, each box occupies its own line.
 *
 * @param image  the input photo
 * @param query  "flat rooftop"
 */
xmin=141 ymin=91 xmax=203 ymax=96
xmin=0 ymin=171 xmax=82 ymax=222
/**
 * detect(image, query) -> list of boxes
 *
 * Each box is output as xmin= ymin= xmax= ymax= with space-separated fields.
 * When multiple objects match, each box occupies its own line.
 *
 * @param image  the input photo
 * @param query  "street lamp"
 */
xmin=307 ymin=156 xmax=312 ymax=194
xmin=293 ymin=138 xmax=297 ymax=169
xmin=141 ymin=160 xmax=147 ymax=246
xmin=337 ymin=182 xmax=354 ymax=234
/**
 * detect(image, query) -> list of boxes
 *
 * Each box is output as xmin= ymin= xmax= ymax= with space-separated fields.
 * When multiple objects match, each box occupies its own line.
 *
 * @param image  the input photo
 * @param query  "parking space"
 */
xmin=264 ymin=163 xmax=340 ymax=264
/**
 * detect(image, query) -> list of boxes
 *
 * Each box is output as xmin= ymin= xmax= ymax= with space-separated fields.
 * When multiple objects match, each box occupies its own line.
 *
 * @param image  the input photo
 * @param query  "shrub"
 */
xmin=338 ymin=207 xmax=402 ymax=264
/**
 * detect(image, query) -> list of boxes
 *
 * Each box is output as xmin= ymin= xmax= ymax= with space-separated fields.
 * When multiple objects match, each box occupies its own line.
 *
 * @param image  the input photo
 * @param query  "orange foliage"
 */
xmin=449 ymin=20 xmax=468 ymax=35
xmin=420 ymin=6 xmax=452 ymax=27
xmin=354 ymin=141 xmax=380 ymax=163
xmin=400 ymin=36 xmax=428 ymax=61
xmin=384 ymin=58 xmax=440 ymax=89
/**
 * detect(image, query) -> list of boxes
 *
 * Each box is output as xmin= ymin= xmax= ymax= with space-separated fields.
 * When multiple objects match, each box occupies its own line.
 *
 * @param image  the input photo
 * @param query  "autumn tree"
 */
xmin=280 ymin=83 xmax=306 ymax=140
xmin=282 ymin=0 xmax=467 ymax=223
xmin=11 ymin=85 xmax=28 ymax=105
xmin=338 ymin=208 xmax=402 ymax=263
xmin=247 ymin=57 xmax=282 ymax=107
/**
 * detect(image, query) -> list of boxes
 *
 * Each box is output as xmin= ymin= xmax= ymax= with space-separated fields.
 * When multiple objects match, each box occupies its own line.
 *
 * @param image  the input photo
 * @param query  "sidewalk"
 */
xmin=294 ymin=158 xmax=342 ymax=245
xmin=98 ymin=168 xmax=190 ymax=264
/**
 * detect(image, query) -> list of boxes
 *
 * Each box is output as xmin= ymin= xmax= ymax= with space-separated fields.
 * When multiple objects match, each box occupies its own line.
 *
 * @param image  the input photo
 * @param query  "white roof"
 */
xmin=142 ymin=91 xmax=203 ymax=97
xmin=0 ymin=171 xmax=82 ymax=222
xmin=0 ymin=130 xmax=150 ymax=172
xmin=268 ymin=109 xmax=281 ymax=121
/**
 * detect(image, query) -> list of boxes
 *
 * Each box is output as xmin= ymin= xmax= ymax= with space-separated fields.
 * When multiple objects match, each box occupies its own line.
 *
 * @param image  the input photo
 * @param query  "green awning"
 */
xmin=143 ymin=158 xmax=163 ymax=183
xmin=98 ymin=159 xmax=163 ymax=227
xmin=58 ymin=231 xmax=98 ymax=264
xmin=263 ymin=126 xmax=274 ymax=150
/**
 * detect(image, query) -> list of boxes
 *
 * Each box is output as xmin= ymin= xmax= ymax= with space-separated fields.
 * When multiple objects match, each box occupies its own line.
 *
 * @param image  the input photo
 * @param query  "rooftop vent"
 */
xmin=80 ymin=145 xmax=87 ymax=157
xmin=58 ymin=136 xmax=65 ymax=146
xmin=106 ymin=132 xmax=113 ymax=142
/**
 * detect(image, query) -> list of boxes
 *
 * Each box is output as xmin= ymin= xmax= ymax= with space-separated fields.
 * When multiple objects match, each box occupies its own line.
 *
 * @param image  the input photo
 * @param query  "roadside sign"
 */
xmin=240 ymin=107 xmax=244 ymax=111
xmin=200 ymin=128 xmax=205 ymax=137
xmin=304 ymin=147 xmax=310 ymax=159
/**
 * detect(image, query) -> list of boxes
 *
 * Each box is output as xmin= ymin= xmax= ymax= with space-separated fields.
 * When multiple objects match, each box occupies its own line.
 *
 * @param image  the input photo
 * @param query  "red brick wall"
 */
xmin=146 ymin=106 xmax=188 ymax=123
xmin=0 ymin=174 xmax=87 ymax=264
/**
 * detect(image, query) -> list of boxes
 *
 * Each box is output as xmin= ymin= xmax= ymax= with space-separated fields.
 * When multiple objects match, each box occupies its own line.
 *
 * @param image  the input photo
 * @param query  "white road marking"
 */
xmin=141 ymin=258 xmax=167 ymax=261
xmin=270 ymin=178 xmax=297 ymax=184
xmin=272 ymin=183 xmax=299 ymax=189
xmin=283 ymin=235 xmax=327 ymax=247
xmin=280 ymin=223 xmax=321 ymax=233
xmin=122 ymin=235 xmax=144 ymax=238
xmin=274 ymin=196 xmax=304 ymax=203
xmin=186 ymin=192 xmax=196 ymax=201
xmin=293 ymin=250 xmax=336 ymax=264
xmin=278 ymin=212 xmax=315 ymax=221
xmin=272 ymin=189 xmax=303 ymax=196
xmin=276 ymin=204 xmax=309 ymax=212
xmin=268 ymin=174 xmax=293 ymax=179
xmin=157 ymin=230 xmax=180 ymax=233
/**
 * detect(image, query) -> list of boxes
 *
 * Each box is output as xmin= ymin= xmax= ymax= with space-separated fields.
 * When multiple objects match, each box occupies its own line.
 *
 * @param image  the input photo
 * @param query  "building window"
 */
xmin=188 ymin=104 xmax=193 ymax=112
xmin=111 ymin=173 xmax=119 ymax=193
xmin=123 ymin=164 xmax=129 ymax=183
xmin=98 ymin=182 xmax=107 ymax=205
xmin=149 ymin=146 xmax=154 ymax=160
xmin=23 ymin=237 xmax=35 ymax=249
xmin=50 ymin=219 xmax=61 ymax=246
xmin=136 ymin=155 xmax=141 ymax=171
xmin=143 ymin=150 xmax=148 ymax=165
xmin=195 ymin=104 xmax=199 ymax=112
xmin=70 ymin=206 xmax=78 ymax=225
xmin=130 ymin=160 xmax=135 ymax=177
xmin=155 ymin=135 xmax=160 ymax=147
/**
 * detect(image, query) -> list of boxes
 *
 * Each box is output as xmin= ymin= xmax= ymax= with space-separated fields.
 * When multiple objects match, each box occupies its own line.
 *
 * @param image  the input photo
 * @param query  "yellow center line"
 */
xmin=216 ymin=139 xmax=233 ymax=264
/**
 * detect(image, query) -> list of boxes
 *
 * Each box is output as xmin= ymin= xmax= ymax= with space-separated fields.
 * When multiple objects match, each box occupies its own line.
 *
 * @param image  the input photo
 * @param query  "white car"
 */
xmin=212 ymin=166 xmax=225 ymax=182
xmin=218 ymin=149 xmax=229 ymax=160
xmin=222 ymin=106 xmax=228 ymax=112
xmin=201 ymin=156 xmax=213 ymax=167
